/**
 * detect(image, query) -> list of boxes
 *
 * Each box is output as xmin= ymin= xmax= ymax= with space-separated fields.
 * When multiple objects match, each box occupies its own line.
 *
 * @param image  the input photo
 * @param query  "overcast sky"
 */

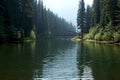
xmin=43 ymin=0 xmax=93 ymax=26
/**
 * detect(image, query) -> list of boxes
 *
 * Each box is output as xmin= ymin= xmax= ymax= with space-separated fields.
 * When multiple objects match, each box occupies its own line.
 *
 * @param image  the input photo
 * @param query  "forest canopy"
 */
xmin=77 ymin=0 xmax=120 ymax=42
xmin=0 ymin=0 xmax=76 ymax=42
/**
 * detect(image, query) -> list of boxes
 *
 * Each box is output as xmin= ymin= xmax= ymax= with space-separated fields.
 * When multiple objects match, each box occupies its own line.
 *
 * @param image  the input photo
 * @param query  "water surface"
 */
xmin=0 ymin=38 xmax=120 ymax=80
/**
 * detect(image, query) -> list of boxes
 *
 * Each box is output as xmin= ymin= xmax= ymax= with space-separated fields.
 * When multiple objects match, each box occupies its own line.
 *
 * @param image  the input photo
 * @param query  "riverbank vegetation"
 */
xmin=77 ymin=0 xmax=120 ymax=43
xmin=0 ymin=0 xmax=76 ymax=42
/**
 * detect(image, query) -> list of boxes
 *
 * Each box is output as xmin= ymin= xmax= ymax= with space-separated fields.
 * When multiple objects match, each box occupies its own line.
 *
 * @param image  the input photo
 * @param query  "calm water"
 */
xmin=0 ymin=38 xmax=120 ymax=80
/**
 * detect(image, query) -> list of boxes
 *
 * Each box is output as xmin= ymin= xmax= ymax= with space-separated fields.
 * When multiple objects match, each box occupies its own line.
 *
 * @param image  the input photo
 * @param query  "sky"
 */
xmin=43 ymin=0 xmax=93 ymax=26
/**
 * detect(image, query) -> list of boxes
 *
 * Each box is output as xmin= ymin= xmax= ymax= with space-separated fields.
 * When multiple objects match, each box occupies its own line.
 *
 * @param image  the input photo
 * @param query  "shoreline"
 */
xmin=71 ymin=37 xmax=120 ymax=45
xmin=85 ymin=40 xmax=120 ymax=45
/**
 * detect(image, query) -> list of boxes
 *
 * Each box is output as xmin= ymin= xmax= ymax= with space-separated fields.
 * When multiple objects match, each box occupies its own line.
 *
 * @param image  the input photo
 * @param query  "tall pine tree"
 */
xmin=77 ymin=0 xmax=85 ymax=38
xmin=85 ymin=5 xmax=92 ymax=33
xmin=93 ymin=0 xmax=101 ymax=25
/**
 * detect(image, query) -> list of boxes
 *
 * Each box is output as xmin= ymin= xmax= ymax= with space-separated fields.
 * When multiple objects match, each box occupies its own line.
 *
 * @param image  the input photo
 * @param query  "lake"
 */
xmin=0 ymin=38 xmax=120 ymax=80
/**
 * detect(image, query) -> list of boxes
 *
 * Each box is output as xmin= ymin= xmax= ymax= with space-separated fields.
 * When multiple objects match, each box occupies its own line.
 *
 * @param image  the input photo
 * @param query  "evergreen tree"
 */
xmin=0 ymin=0 xmax=76 ymax=41
xmin=114 ymin=0 xmax=120 ymax=25
xmin=81 ymin=0 xmax=120 ymax=41
xmin=0 ymin=0 xmax=6 ymax=40
xmin=23 ymin=0 xmax=33 ymax=37
xmin=85 ymin=5 xmax=92 ymax=33
xmin=93 ymin=0 xmax=101 ymax=25
xmin=100 ymin=0 xmax=118 ymax=26
xmin=100 ymin=0 xmax=108 ymax=26
xmin=77 ymin=0 xmax=85 ymax=38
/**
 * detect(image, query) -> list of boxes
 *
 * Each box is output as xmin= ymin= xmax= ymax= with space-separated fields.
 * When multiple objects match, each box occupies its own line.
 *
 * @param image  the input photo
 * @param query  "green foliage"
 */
xmin=71 ymin=36 xmax=81 ymax=42
xmin=83 ymin=26 xmax=99 ymax=40
xmin=100 ymin=0 xmax=118 ymax=26
xmin=118 ymin=29 xmax=120 ymax=34
xmin=0 ymin=1 xmax=5 ymax=40
xmin=0 ymin=0 xmax=76 ymax=42
xmin=94 ymin=28 xmax=104 ymax=40
xmin=95 ymin=33 xmax=102 ymax=40
xmin=93 ymin=0 xmax=101 ymax=24
xmin=77 ymin=0 xmax=85 ymax=36
xmin=85 ymin=5 xmax=92 ymax=33
xmin=30 ymin=30 xmax=36 ymax=39
xmin=89 ymin=27 xmax=98 ymax=39
xmin=7 ymin=25 xmax=18 ymax=41
xmin=34 ymin=0 xmax=76 ymax=37
xmin=83 ymin=33 xmax=92 ymax=40
xmin=78 ymin=0 xmax=120 ymax=42
xmin=102 ymin=32 xmax=112 ymax=41
xmin=84 ymin=25 xmax=120 ymax=42
xmin=113 ymin=32 xmax=120 ymax=42
xmin=0 ymin=24 xmax=6 ymax=39
xmin=0 ymin=7 xmax=7 ymax=40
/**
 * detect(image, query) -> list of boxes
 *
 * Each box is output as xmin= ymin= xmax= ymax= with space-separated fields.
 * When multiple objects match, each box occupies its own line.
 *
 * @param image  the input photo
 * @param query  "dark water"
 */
xmin=0 ymin=38 xmax=120 ymax=80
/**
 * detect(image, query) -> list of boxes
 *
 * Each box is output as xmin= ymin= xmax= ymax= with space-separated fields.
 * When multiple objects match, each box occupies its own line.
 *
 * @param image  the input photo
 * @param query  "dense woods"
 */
xmin=0 ymin=0 xmax=76 ymax=42
xmin=77 ymin=0 xmax=120 ymax=42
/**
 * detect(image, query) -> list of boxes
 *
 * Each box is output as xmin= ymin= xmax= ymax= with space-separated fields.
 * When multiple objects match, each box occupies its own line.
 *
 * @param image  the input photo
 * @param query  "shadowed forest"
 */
xmin=0 ymin=0 xmax=76 ymax=42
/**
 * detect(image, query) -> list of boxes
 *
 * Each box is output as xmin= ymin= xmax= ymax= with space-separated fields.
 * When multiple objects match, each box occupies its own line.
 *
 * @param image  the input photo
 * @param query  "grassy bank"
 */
xmin=72 ymin=25 xmax=120 ymax=45
xmin=84 ymin=24 xmax=120 ymax=42
xmin=71 ymin=36 xmax=81 ymax=42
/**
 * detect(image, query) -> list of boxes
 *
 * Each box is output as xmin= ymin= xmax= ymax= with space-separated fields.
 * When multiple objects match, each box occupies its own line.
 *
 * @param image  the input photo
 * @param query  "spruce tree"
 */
xmin=0 ymin=0 xmax=6 ymax=40
xmin=23 ymin=0 xmax=33 ymax=37
xmin=77 ymin=0 xmax=85 ymax=38
xmin=85 ymin=5 xmax=92 ymax=33
xmin=93 ymin=0 xmax=101 ymax=25
xmin=100 ymin=0 xmax=118 ymax=26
